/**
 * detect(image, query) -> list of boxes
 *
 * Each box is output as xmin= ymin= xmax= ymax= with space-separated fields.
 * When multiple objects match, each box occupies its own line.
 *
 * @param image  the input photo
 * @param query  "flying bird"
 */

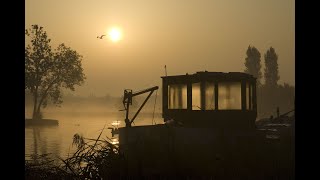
xmin=97 ymin=35 xmax=106 ymax=39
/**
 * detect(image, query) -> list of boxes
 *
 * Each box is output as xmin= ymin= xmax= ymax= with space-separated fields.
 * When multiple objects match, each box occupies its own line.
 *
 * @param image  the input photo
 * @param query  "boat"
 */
xmin=113 ymin=71 xmax=294 ymax=178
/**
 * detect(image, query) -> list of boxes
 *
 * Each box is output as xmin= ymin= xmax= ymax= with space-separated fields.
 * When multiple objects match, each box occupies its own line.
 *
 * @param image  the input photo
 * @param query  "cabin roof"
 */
xmin=161 ymin=71 xmax=256 ymax=81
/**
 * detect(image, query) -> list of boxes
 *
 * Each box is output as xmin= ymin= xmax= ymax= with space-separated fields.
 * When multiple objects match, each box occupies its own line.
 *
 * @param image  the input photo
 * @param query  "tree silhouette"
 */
xmin=25 ymin=25 xmax=86 ymax=120
xmin=244 ymin=45 xmax=262 ymax=85
xmin=264 ymin=47 xmax=279 ymax=87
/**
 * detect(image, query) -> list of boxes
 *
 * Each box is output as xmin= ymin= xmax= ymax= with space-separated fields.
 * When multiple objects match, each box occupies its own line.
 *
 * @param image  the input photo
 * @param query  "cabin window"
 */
xmin=192 ymin=83 xmax=201 ymax=110
xmin=205 ymin=82 xmax=215 ymax=110
xmin=218 ymin=82 xmax=241 ymax=110
xmin=246 ymin=82 xmax=252 ymax=110
xmin=168 ymin=84 xmax=187 ymax=109
xmin=250 ymin=84 xmax=254 ymax=109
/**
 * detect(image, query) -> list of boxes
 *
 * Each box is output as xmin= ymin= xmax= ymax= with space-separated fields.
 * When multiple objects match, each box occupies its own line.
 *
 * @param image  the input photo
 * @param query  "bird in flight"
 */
xmin=97 ymin=35 xmax=106 ymax=39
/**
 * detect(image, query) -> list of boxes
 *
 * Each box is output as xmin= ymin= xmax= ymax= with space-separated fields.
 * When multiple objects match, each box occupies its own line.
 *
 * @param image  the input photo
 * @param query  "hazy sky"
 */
xmin=26 ymin=0 xmax=294 ymax=97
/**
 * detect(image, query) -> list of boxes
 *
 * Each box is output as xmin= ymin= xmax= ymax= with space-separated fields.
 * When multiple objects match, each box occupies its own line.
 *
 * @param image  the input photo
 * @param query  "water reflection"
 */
xmin=26 ymin=126 xmax=61 ymax=160
xmin=25 ymin=112 xmax=163 ymax=161
xmin=111 ymin=120 xmax=121 ymax=127
xmin=110 ymin=137 xmax=119 ymax=145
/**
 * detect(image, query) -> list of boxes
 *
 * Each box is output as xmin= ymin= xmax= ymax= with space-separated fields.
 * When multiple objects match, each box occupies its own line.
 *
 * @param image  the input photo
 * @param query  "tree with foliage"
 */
xmin=25 ymin=25 xmax=85 ymax=120
xmin=264 ymin=47 xmax=279 ymax=87
xmin=244 ymin=45 xmax=262 ymax=85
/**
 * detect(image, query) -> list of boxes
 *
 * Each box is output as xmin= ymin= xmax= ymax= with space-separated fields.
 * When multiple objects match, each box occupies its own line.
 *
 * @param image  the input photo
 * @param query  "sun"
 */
xmin=108 ymin=27 xmax=122 ymax=42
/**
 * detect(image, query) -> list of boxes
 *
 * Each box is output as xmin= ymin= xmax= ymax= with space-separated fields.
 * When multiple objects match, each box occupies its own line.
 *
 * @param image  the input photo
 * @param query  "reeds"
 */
xmin=25 ymin=153 xmax=74 ymax=180
xmin=61 ymin=129 xmax=125 ymax=179
xmin=25 ymin=127 xmax=125 ymax=179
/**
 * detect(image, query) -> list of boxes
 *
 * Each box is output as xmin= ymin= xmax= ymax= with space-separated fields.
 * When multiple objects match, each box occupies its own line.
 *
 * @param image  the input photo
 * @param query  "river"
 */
xmin=25 ymin=110 xmax=163 ymax=161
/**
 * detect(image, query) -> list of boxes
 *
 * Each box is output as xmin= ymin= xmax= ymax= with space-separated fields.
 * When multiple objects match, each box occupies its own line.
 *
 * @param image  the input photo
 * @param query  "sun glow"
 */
xmin=108 ymin=27 xmax=122 ymax=42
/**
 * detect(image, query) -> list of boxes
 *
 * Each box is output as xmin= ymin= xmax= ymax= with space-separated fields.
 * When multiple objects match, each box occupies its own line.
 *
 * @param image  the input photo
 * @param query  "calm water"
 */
xmin=25 ymin=111 xmax=163 ymax=161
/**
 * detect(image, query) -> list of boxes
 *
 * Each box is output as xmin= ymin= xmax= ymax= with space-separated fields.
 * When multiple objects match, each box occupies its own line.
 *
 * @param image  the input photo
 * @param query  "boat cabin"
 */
xmin=162 ymin=71 xmax=257 ymax=130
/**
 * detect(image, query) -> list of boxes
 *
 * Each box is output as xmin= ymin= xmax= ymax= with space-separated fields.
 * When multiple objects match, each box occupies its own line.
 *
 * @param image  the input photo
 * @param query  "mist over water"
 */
xmin=25 ymin=104 xmax=163 ymax=161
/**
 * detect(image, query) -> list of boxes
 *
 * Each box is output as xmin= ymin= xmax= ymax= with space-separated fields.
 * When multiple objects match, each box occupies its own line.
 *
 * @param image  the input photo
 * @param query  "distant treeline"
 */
xmin=244 ymin=45 xmax=295 ymax=119
xmin=25 ymin=91 xmax=162 ymax=112
xmin=257 ymin=83 xmax=295 ymax=119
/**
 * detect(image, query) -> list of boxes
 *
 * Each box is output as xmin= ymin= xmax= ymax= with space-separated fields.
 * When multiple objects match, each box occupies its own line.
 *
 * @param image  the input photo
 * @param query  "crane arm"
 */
xmin=123 ymin=86 xmax=159 ymax=127
xmin=132 ymin=86 xmax=159 ymax=97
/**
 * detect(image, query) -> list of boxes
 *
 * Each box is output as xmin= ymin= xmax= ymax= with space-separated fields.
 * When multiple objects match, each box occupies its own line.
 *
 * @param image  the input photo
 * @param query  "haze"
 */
xmin=25 ymin=0 xmax=294 ymax=97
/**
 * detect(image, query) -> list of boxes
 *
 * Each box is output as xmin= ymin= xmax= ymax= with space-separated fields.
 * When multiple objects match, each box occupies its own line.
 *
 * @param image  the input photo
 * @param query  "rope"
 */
xmin=152 ymin=89 xmax=158 ymax=125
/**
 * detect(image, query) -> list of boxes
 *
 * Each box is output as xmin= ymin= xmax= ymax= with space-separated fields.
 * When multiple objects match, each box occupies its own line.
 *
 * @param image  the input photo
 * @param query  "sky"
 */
xmin=25 ymin=0 xmax=295 ymax=97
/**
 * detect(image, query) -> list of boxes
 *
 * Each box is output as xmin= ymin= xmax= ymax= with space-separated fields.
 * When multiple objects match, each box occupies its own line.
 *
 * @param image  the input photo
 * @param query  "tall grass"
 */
xmin=25 ymin=127 xmax=125 ymax=179
xmin=25 ymin=153 xmax=74 ymax=180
